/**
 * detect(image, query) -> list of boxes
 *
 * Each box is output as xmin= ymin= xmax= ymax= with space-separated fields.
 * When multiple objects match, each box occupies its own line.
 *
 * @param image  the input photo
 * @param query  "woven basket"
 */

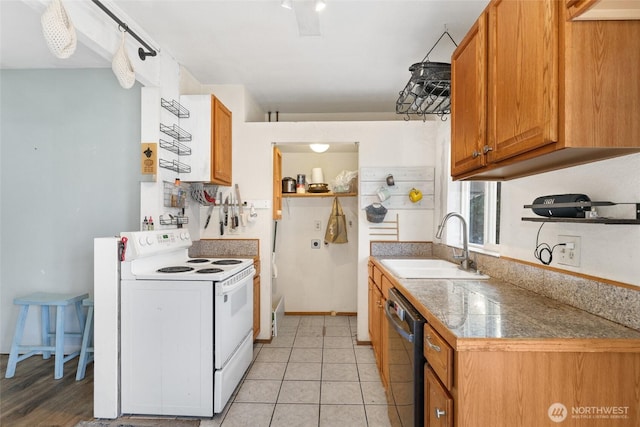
xmin=112 ymin=32 xmax=136 ymax=89
xmin=41 ymin=0 xmax=77 ymax=59
xmin=365 ymin=203 xmax=387 ymax=223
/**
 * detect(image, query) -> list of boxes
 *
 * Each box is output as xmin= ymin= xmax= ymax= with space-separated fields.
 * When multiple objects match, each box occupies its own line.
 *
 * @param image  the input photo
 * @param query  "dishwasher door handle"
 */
xmin=384 ymin=299 xmax=414 ymax=343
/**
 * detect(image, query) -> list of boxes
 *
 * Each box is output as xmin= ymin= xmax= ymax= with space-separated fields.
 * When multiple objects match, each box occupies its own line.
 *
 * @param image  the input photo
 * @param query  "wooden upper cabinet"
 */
xmin=211 ymin=97 xmax=232 ymax=185
xmin=451 ymin=12 xmax=488 ymax=177
xmin=566 ymin=0 xmax=640 ymax=20
xmin=180 ymin=94 xmax=232 ymax=185
xmin=487 ymin=0 xmax=558 ymax=163
xmin=451 ymin=0 xmax=640 ymax=180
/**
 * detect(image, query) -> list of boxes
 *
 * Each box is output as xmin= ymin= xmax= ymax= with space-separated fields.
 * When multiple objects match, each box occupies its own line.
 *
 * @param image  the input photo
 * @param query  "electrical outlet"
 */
xmin=314 ymin=220 xmax=322 ymax=231
xmin=311 ymin=239 xmax=321 ymax=249
xmin=557 ymin=235 xmax=581 ymax=267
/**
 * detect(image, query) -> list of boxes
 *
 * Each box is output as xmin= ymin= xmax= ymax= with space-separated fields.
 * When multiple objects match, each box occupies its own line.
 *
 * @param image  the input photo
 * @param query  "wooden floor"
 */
xmin=0 ymin=354 xmax=93 ymax=427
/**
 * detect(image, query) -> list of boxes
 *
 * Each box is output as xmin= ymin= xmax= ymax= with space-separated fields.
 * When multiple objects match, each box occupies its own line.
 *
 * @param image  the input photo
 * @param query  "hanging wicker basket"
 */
xmin=41 ymin=0 xmax=77 ymax=59
xmin=112 ymin=32 xmax=136 ymax=89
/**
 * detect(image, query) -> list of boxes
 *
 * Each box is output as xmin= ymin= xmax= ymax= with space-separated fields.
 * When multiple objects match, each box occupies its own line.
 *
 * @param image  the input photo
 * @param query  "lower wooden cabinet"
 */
xmin=368 ymin=263 xmax=389 ymax=388
xmin=425 ymin=366 xmax=453 ymax=427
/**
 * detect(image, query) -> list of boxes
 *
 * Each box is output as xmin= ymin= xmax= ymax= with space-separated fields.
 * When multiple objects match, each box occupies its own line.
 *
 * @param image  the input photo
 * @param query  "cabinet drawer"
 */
xmin=425 ymin=366 xmax=453 ymax=427
xmin=381 ymin=275 xmax=393 ymax=300
xmin=372 ymin=265 xmax=383 ymax=289
xmin=424 ymin=324 xmax=453 ymax=390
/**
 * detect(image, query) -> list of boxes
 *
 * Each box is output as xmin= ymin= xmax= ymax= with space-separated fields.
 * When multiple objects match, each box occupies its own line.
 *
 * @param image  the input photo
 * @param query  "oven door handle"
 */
xmin=384 ymin=299 xmax=414 ymax=343
xmin=218 ymin=275 xmax=251 ymax=297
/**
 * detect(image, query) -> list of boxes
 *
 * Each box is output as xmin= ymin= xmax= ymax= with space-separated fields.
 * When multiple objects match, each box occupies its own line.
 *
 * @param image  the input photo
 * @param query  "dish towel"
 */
xmin=324 ymin=197 xmax=348 ymax=244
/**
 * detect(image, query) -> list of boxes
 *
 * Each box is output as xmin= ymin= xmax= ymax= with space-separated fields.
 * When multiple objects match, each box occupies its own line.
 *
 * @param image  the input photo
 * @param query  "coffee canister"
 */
xmin=296 ymin=174 xmax=306 ymax=194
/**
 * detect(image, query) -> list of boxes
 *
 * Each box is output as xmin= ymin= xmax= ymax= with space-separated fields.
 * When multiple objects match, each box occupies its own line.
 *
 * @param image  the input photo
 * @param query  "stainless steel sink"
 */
xmin=379 ymin=258 xmax=489 ymax=280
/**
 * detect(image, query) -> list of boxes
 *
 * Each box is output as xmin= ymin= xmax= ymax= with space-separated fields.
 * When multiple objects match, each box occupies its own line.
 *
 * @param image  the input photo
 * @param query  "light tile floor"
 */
xmin=200 ymin=315 xmax=393 ymax=427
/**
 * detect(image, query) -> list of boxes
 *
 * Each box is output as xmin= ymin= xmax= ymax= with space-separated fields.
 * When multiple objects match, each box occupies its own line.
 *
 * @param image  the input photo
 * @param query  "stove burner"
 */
xmin=157 ymin=266 xmax=195 ymax=273
xmin=187 ymin=259 xmax=211 ymax=264
xmin=212 ymin=259 xmax=242 ymax=265
xmin=196 ymin=268 xmax=224 ymax=274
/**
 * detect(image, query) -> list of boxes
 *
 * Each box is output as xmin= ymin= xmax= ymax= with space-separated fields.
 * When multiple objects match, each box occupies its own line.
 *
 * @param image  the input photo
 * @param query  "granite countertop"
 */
xmin=372 ymin=258 xmax=640 ymax=344
xmin=399 ymin=278 xmax=640 ymax=340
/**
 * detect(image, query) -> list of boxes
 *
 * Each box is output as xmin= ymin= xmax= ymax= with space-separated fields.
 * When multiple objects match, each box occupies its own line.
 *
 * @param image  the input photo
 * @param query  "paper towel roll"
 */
xmin=311 ymin=167 xmax=324 ymax=183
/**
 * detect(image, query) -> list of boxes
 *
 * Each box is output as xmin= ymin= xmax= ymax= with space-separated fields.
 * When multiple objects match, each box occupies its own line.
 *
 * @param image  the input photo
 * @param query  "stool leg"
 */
xmin=41 ymin=305 xmax=51 ymax=359
xmin=74 ymin=300 xmax=86 ymax=338
xmin=5 ymin=305 xmax=29 ymax=378
xmin=54 ymin=305 xmax=65 ymax=379
xmin=76 ymin=306 xmax=94 ymax=381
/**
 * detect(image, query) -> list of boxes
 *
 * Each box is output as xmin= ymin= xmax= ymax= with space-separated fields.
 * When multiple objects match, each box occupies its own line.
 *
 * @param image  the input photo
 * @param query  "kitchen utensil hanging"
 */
xmin=41 ymin=0 xmax=77 ymax=59
xmin=395 ymin=30 xmax=458 ymax=120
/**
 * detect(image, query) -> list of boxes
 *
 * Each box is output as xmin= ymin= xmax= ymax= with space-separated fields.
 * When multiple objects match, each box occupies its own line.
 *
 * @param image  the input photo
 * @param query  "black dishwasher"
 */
xmin=385 ymin=288 xmax=425 ymax=427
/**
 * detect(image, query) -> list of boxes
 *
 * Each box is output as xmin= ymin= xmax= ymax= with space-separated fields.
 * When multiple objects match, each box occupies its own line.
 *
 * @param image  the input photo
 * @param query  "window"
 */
xmin=460 ymin=181 xmax=501 ymax=249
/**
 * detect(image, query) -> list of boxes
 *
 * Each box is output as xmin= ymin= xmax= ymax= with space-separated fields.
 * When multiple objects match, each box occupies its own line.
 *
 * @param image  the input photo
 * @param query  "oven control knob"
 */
xmin=139 ymin=236 xmax=153 ymax=246
xmin=180 ymin=232 xmax=190 ymax=240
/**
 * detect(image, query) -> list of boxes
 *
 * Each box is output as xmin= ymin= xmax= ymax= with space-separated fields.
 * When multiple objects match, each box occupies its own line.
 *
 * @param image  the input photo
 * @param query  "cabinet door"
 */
xmin=425 ymin=367 xmax=453 ymax=427
xmin=273 ymin=147 xmax=282 ymax=220
xmin=451 ymin=12 xmax=487 ymax=177
xmin=212 ymin=97 xmax=232 ymax=185
xmin=566 ymin=0 xmax=640 ymax=20
xmin=368 ymin=280 xmax=381 ymax=364
xmin=487 ymin=0 xmax=559 ymax=163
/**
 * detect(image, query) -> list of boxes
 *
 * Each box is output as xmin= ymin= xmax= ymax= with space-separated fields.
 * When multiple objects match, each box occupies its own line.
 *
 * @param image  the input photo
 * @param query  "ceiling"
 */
xmin=0 ymin=0 xmax=488 ymax=115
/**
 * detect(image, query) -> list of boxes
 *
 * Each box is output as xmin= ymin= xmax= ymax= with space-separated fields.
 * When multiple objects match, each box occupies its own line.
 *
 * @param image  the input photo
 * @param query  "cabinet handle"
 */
xmin=425 ymin=335 xmax=441 ymax=352
xmin=482 ymin=145 xmax=493 ymax=154
xmin=435 ymin=408 xmax=446 ymax=419
xmin=471 ymin=150 xmax=481 ymax=159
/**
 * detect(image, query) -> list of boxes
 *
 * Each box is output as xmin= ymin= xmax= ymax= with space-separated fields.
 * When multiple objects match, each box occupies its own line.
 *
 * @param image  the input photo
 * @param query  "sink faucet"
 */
xmin=436 ymin=212 xmax=473 ymax=271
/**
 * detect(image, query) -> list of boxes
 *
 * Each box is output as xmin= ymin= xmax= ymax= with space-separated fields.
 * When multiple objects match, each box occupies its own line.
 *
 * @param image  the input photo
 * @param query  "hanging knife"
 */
xmin=230 ymin=194 xmax=237 ymax=229
xmin=219 ymin=192 xmax=224 ymax=235
xmin=204 ymin=201 xmax=215 ymax=229
xmin=224 ymin=195 xmax=229 ymax=226
xmin=235 ymin=183 xmax=244 ymax=226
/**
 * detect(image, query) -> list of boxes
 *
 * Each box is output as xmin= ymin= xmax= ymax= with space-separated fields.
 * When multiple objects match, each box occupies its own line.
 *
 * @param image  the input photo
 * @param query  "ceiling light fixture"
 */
xmin=396 ymin=30 xmax=457 ymax=120
xmin=281 ymin=0 xmax=293 ymax=9
xmin=315 ymin=0 xmax=326 ymax=12
xmin=310 ymin=144 xmax=330 ymax=153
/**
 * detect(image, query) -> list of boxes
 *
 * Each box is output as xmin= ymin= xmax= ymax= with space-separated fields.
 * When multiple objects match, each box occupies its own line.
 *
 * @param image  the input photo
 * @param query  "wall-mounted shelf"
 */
xmin=522 ymin=201 xmax=640 ymax=225
xmin=159 ymin=159 xmax=191 ymax=174
xmin=159 ymin=139 xmax=191 ymax=156
xmin=161 ymin=98 xmax=190 ymax=118
xmin=283 ymin=192 xmax=357 ymax=198
xmin=521 ymin=217 xmax=640 ymax=225
xmin=160 ymin=123 xmax=192 ymax=142
xmin=159 ymin=214 xmax=189 ymax=226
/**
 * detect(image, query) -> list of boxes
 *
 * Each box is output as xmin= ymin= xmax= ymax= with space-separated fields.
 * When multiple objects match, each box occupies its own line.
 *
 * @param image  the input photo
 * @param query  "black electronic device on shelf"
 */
xmin=522 ymin=195 xmax=640 ymax=225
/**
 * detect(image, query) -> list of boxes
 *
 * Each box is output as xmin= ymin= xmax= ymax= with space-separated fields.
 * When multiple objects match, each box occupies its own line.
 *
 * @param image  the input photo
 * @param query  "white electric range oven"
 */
xmin=118 ymin=230 xmax=254 ymax=417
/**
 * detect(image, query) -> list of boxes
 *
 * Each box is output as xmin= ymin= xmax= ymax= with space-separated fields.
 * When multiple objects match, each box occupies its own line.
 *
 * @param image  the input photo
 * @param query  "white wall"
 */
xmin=217 ymin=119 xmax=443 ymax=341
xmin=0 ymin=69 xmax=142 ymax=352
xmin=276 ymin=150 xmax=359 ymax=313
xmin=499 ymin=153 xmax=640 ymax=286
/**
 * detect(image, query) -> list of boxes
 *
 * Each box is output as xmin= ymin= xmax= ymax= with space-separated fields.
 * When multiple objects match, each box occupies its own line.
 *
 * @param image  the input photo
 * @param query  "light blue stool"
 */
xmin=75 ymin=298 xmax=94 ymax=381
xmin=5 ymin=292 xmax=89 ymax=380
